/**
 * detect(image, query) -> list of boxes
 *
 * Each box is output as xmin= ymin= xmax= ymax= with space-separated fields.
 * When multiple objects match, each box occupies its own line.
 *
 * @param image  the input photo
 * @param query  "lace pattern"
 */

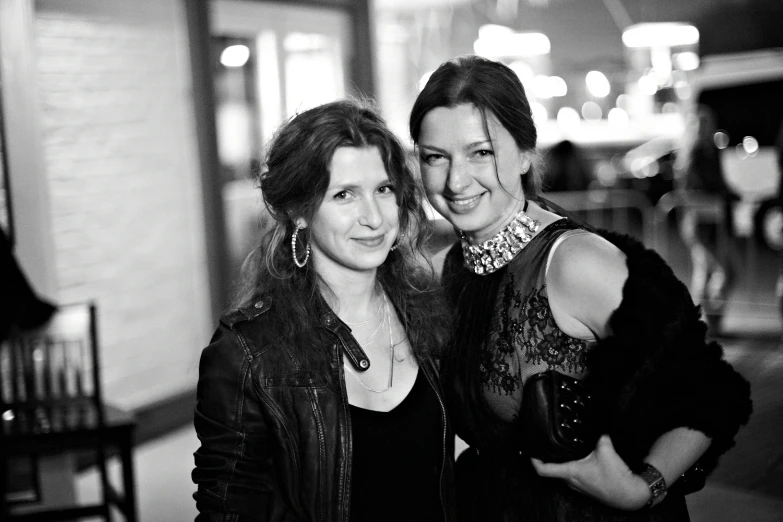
xmin=480 ymin=273 xmax=590 ymax=421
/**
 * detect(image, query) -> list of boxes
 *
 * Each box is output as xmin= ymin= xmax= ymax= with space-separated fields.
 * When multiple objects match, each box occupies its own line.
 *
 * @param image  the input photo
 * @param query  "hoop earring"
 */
xmin=389 ymin=233 xmax=405 ymax=252
xmin=291 ymin=225 xmax=310 ymax=268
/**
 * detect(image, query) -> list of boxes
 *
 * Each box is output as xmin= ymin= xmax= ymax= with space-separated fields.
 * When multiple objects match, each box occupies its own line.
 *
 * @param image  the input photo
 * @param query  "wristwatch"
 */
xmin=638 ymin=463 xmax=668 ymax=508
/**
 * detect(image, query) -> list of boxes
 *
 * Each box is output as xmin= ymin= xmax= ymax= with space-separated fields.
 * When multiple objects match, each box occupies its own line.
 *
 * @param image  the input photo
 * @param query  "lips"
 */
xmin=446 ymin=192 xmax=484 ymax=214
xmin=353 ymin=234 xmax=386 ymax=248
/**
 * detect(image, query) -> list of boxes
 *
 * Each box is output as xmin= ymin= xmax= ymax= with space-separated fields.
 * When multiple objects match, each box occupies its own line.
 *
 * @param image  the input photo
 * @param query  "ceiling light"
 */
xmin=220 ymin=45 xmax=250 ymax=67
xmin=474 ymin=29 xmax=550 ymax=58
xmin=622 ymin=23 xmax=699 ymax=49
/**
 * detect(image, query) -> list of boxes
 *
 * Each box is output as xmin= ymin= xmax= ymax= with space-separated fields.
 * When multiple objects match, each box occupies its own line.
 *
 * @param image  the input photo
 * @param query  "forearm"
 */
xmin=644 ymin=427 xmax=712 ymax=487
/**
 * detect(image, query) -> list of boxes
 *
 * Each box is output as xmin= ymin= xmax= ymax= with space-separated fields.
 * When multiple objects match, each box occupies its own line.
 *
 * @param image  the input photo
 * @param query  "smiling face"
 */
xmin=417 ymin=103 xmax=531 ymax=243
xmin=298 ymin=146 xmax=399 ymax=280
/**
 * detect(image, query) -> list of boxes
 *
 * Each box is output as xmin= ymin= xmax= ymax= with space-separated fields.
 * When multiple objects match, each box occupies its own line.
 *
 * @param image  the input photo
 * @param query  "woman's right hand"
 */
xmin=531 ymin=435 xmax=651 ymax=511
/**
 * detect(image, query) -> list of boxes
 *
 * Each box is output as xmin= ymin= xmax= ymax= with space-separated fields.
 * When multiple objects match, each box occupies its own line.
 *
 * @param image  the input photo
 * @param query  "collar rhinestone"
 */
xmin=461 ymin=208 xmax=540 ymax=275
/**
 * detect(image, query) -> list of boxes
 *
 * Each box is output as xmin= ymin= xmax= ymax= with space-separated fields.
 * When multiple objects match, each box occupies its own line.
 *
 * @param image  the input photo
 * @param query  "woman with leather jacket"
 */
xmin=192 ymin=99 xmax=456 ymax=521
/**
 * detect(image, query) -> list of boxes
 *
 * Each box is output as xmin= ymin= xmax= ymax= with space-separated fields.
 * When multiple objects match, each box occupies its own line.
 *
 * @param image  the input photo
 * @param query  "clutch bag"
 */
xmin=521 ymin=370 xmax=707 ymax=495
xmin=521 ymin=370 xmax=599 ymax=463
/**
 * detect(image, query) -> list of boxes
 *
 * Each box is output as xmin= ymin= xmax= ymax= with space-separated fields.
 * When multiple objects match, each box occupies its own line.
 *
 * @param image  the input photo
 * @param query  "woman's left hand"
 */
xmin=531 ymin=435 xmax=650 ymax=511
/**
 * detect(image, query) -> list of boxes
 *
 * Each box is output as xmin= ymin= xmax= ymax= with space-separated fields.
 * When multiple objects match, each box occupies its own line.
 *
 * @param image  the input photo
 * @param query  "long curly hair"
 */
xmin=234 ymin=99 xmax=450 ymax=365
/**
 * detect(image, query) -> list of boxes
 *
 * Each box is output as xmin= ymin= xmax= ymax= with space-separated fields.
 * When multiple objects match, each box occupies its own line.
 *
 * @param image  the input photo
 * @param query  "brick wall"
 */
xmin=34 ymin=0 xmax=211 ymax=410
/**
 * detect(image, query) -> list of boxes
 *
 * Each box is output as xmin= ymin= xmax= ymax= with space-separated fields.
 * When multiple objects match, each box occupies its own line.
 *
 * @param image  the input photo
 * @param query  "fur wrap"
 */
xmin=587 ymin=229 xmax=753 ymax=475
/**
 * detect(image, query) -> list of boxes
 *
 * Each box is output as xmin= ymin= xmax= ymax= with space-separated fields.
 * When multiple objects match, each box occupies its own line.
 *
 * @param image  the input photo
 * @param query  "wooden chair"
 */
xmin=0 ymin=303 xmax=137 ymax=521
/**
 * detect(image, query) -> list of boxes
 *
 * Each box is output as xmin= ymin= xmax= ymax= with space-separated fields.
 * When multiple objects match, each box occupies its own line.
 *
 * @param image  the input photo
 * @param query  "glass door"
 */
xmin=210 ymin=0 xmax=353 ymax=281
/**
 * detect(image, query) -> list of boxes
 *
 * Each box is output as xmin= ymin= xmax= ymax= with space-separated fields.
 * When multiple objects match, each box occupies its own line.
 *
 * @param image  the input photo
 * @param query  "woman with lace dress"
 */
xmin=409 ymin=55 xmax=752 ymax=521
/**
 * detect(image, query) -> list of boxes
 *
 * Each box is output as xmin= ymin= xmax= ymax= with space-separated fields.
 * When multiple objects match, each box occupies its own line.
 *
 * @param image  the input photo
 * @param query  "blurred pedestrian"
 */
xmin=544 ymin=140 xmax=592 ymax=192
xmin=0 ymin=227 xmax=57 ymax=342
xmin=676 ymin=105 xmax=740 ymax=331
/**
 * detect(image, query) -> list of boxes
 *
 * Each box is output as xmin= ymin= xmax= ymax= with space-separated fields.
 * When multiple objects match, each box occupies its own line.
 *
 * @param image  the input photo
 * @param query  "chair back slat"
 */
xmin=0 ymin=303 xmax=102 ymax=434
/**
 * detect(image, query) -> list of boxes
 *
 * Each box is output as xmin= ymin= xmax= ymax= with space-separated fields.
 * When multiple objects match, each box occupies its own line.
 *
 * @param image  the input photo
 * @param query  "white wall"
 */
xmin=32 ymin=0 xmax=211 ymax=409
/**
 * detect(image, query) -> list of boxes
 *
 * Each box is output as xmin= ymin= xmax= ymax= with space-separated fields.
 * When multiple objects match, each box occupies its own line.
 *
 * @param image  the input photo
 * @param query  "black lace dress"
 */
xmin=441 ymin=219 xmax=690 ymax=522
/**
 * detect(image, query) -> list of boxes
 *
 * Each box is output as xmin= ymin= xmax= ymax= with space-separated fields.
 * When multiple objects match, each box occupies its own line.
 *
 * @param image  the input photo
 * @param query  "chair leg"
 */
xmin=0 ymin=453 xmax=9 ymax=518
xmin=120 ymin=432 xmax=137 ymax=522
xmin=96 ymin=445 xmax=113 ymax=522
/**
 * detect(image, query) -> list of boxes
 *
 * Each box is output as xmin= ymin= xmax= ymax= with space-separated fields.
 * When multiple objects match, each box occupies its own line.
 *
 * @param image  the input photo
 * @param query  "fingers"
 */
xmin=531 ymin=457 xmax=570 ymax=479
xmin=597 ymin=434 xmax=614 ymax=451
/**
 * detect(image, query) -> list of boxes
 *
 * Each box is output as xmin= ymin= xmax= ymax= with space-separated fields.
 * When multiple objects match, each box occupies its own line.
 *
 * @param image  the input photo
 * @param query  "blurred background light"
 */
xmin=662 ymin=102 xmax=679 ymax=114
xmin=622 ymin=22 xmax=699 ymax=48
xmin=556 ymin=106 xmax=580 ymax=131
xmin=608 ymin=107 xmax=629 ymax=126
xmin=674 ymin=80 xmax=692 ymax=99
xmin=743 ymin=136 xmax=759 ymax=155
xmin=549 ymin=76 xmax=567 ymax=97
xmin=220 ymin=44 xmax=250 ymax=67
xmin=581 ymin=101 xmax=603 ymax=121
xmin=714 ymin=131 xmax=730 ymax=149
xmin=530 ymin=101 xmax=548 ymax=124
xmin=474 ymin=26 xmax=550 ymax=58
xmin=638 ymin=74 xmax=658 ymax=95
xmin=586 ymin=70 xmax=611 ymax=98
xmin=418 ymin=71 xmax=433 ymax=91
xmin=532 ymin=75 xmax=552 ymax=99
xmin=673 ymin=51 xmax=700 ymax=71
xmin=509 ymin=60 xmax=535 ymax=86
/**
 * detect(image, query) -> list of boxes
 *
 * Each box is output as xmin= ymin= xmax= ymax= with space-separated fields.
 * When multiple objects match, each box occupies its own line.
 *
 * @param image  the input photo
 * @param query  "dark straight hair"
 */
xmin=410 ymin=56 xmax=544 ymax=444
xmin=409 ymin=54 xmax=542 ymax=198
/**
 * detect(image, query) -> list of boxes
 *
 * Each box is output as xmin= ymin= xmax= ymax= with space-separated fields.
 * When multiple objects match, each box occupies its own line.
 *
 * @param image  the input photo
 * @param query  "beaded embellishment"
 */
xmin=461 ymin=208 xmax=540 ymax=275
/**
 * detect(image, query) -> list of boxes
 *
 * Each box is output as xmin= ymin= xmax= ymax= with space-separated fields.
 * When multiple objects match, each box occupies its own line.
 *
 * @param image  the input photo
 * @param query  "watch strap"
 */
xmin=638 ymin=463 xmax=668 ymax=508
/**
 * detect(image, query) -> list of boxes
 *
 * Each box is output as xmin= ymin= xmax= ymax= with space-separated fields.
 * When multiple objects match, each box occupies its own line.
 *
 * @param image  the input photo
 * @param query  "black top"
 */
xmin=442 ymin=218 xmax=692 ymax=521
xmin=349 ymin=370 xmax=445 ymax=522
xmin=440 ymin=210 xmax=751 ymax=521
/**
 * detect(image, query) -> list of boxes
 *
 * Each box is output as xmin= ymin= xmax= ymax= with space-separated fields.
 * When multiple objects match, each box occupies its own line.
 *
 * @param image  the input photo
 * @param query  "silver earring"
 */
xmin=389 ymin=233 xmax=405 ymax=252
xmin=291 ymin=225 xmax=310 ymax=268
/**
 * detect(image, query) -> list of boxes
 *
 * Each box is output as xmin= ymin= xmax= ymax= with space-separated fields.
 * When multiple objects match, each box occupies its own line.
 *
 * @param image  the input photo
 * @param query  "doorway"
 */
xmin=210 ymin=0 xmax=355 ymax=286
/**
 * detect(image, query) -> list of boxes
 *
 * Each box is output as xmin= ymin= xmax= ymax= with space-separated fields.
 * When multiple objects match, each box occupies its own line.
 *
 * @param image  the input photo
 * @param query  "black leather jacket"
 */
xmin=192 ymin=294 xmax=456 ymax=522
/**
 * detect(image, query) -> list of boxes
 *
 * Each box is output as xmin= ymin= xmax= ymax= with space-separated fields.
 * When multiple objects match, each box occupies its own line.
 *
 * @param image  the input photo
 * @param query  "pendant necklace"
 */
xmin=343 ymin=293 xmax=394 ymax=393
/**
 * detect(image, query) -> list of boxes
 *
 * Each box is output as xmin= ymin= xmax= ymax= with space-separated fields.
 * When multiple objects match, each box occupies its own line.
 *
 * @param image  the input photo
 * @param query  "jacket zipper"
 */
xmin=424 ymin=362 xmax=449 ymax=522
xmin=335 ymin=339 xmax=352 ymax=522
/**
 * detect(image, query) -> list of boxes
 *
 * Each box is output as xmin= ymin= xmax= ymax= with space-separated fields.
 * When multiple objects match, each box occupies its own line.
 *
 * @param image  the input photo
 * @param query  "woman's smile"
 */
xmin=417 ymin=103 xmax=530 ymax=243
xmin=353 ymin=234 xmax=387 ymax=248
xmin=445 ymin=192 xmax=485 ymax=214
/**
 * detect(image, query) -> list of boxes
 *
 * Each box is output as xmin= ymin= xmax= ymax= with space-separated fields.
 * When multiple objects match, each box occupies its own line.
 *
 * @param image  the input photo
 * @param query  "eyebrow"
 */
xmin=419 ymin=140 xmax=492 ymax=152
xmin=327 ymin=179 xmax=391 ymax=191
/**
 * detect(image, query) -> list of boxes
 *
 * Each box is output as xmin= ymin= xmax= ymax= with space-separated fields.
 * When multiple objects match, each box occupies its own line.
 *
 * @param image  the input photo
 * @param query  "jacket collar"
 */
xmin=314 ymin=294 xmax=371 ymax=373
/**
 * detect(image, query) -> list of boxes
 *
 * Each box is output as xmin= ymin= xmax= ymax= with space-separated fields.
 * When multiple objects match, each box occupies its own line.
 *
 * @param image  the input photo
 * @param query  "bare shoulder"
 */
xmin=547 ymin=231 xmax=628 ymax=339
xmin=550 ymin=232 xmax=627 ymax=282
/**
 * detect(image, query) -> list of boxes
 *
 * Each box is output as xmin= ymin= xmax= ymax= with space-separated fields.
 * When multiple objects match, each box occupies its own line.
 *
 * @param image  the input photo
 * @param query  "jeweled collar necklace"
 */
xmin=460 ymin=200 xmax=540 ymax=275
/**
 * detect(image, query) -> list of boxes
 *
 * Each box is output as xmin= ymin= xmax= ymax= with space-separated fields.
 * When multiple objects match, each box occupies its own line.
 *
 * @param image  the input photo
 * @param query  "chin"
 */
xmin=447 ymin=212 xmax=487 ymax=234
xmin=349 ymin=253 xmax=391 ymax=272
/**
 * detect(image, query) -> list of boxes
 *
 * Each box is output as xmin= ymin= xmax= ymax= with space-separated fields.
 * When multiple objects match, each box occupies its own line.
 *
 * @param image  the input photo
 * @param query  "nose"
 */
xmin=358 ymin=196 xmax=383 ymax=229
xmin=446 ymin=160 xmax=470 ymax=194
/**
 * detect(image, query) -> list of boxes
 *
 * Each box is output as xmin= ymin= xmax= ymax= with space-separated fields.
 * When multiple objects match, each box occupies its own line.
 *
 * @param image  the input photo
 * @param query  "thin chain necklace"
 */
xmin=353 ymin=312 xmax=386 ymax=345
xmin=344 ymin=296 xmax=383 ymax=327
xmin=344 ymin=293 xmax=394 ymax=393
